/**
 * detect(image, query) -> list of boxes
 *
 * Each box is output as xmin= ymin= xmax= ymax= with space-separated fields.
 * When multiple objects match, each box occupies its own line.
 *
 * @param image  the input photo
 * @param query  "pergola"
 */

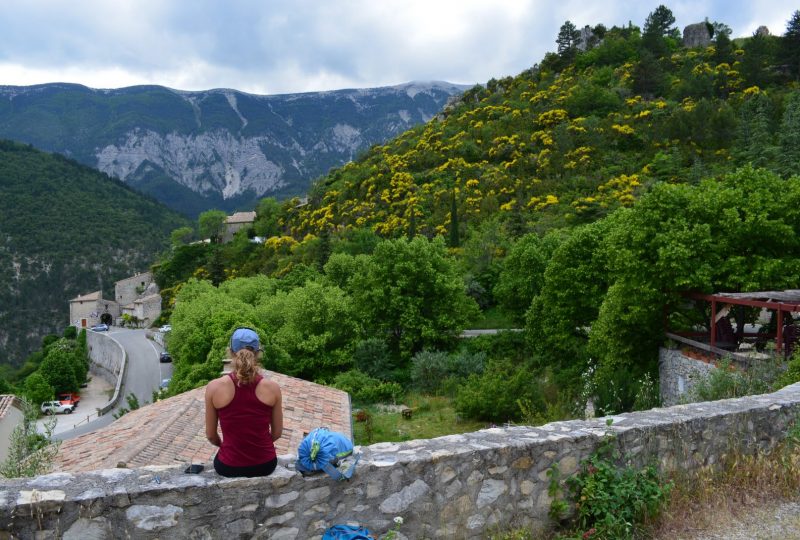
xmin=666 ymin=289 xmax=800 ymax=359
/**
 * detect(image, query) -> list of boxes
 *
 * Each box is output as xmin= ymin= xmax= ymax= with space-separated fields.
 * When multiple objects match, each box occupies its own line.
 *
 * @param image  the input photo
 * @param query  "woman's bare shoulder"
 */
xmin=258 ymin=377 xmax=281 ymax=393
xmin=206 ymin=375 xmax=232 ymax=392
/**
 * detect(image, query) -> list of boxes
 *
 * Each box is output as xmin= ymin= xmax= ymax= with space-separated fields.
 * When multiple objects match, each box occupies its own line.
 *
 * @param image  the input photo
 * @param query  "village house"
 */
xmin=68 ymin=291 xmax=119 ymax=328
xmin=222 ymin=211 xmax=256 ymax=243
xmin=69 ymin=271 xmax=162 ymax=329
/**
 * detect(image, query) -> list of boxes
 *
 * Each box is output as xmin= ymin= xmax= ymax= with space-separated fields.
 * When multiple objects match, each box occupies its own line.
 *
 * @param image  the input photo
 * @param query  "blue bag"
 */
xmin=322 ymin=524 xmax=374 ymax=539
xmin=296 ymin=427 xmax=360 ymax=481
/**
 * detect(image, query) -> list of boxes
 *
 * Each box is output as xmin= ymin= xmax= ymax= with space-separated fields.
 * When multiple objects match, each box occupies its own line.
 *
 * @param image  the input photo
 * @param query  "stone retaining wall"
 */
xmin=2 ymin=383 xmax=799 ymax=539
xmin=659 ymin=346 xmax=718 ymax=406
xmin=85 ymin=331 xmax=126 ymax=415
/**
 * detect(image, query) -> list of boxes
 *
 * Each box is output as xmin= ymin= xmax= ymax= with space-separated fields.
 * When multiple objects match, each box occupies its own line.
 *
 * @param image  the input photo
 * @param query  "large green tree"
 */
xmin=556 ymin=20 xmax=582 ymax=62
xmin=494 ymin=231 xmax=563 ymax=322
xmin=257 ymin=281 xmax=359 ymax=380
xmin=350 ymin=237 xmax=479 ymax=360
xmin=198 ymin=210 xmax=227 ymax=243
xmin=167 ymin=279 xmax=258 ymax=392
xmin=22 ymin=372 xmax=54 ymax=406
xmin=642 ymin=5 xmax=678 ymax=57
xmin=37 ymin=342 xmax=82 ymax=393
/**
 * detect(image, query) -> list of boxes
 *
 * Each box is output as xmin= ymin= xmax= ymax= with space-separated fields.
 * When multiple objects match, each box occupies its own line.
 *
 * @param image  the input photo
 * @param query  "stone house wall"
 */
xmin=115 ymin=272 xmax=153 ymax=308
xmin=70 ymin=298 xmax=119 ymax=328
xmin=2 ymin=383 xmax=799 ymax=539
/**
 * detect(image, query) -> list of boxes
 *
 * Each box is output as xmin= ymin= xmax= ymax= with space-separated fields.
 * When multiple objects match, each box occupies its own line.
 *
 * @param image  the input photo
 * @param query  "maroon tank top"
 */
xmin=217 ymin=373 xmax=276 ymax=466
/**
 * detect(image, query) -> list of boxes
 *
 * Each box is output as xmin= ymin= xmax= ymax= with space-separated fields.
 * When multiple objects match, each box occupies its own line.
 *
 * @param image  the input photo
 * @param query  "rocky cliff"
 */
xmin=0 ymin=82 xmax=468 ymax=216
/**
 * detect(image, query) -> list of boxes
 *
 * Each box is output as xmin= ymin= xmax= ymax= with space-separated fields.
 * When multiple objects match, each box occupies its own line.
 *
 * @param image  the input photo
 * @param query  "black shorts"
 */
xmin=213 ymin=454 xmax=278 ymax=478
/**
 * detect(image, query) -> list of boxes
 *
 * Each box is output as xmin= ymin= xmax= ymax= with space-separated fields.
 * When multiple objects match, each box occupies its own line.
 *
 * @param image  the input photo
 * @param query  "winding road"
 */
xmin=54 ymin=328 xmax=173 ymax=440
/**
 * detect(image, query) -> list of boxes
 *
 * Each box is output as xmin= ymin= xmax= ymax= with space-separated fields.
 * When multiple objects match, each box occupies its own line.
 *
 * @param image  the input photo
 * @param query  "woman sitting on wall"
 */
xmin=205 ymin=327 xmax=283 ymax=477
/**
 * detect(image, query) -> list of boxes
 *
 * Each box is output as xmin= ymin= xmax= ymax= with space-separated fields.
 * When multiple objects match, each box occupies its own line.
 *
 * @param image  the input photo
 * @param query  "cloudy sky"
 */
xmin=0 ymin=1 xmax=796 ymax=95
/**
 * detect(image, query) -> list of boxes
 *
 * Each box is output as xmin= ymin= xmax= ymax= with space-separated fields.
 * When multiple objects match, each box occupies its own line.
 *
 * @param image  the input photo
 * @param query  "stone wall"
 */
xmin=2 ymin=383 xmax=799 ymax=539
xmin=115 ymin=272 xmax=153 ymax=308
xmin=86 ymin=331 xmax=126 ymax=415
xmin=659 ymin=347 xmax=718 ymax=406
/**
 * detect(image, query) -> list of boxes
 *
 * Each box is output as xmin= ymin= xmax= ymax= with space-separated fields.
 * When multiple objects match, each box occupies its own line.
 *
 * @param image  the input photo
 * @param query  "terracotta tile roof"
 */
xmin=69 ymin=290 xmax=102 ymax=302
xmin=0 ymin=395 xmax=21 ymax=420
xmin=133 ymin=293 xmax=161 ymax=304
xmin=225 ymin=211 xmax=257 ymax=224
xmin=53 ymin=370 xmax=351 ymax=473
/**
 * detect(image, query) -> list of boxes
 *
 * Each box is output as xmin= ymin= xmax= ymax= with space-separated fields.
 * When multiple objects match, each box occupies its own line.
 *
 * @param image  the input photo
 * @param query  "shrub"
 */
xmin=353 ymin=338 xmax=397 ymax=380
xmin=332 ymin=369 xmax=403 ymax=404
xmin=410 ymin=349 xmax=486 ymax=395
xmin=550 ymin=424 xmax=672 ymax=540
xmin=776 ymin=349 xmax=800 ymax=389
xmin=688 ymin=358 xmax=783 ymax=402
xmin=455 ymin=358 xmax=542 ymax=422
xmin=62 ymin=326 xmax=77 ymax=340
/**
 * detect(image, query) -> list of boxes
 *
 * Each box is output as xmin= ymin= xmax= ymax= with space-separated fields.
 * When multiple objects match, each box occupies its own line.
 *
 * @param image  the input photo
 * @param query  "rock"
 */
xmin=577 ymin=26 xmax=596 ymax=51
xmin=125 ymin=504 xmax=183 ymax=531
xmin=264 ymin=490 xmax=299 ymax=508
xmin=477 ymin=479 xmax=507 ymax=508
xmin=683 ymin=22 xmax=712 ymax=48
xmin=379 ymin=479 xmax=430 ymax=514
xmin=265 ymin=512 xmax=296 ymax=526
xmin=267 ymin=527 xmax=299 ymax=540
xmin=225 ymin=518 xmax=254 ymax=535
xmin=305 ymin=486 xmax=331 ymax=503
xmin=63 ymin=517 xmax=112 ymax=540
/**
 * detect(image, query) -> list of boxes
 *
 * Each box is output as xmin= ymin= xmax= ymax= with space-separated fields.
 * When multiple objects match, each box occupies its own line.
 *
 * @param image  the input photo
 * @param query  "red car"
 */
xmin=57 ymin=392 xmax=81 ymax=408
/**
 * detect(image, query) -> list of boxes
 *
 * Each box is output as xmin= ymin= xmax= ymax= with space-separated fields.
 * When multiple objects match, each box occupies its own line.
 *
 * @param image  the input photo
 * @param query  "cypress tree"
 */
xmin=449 ymin=189 xmax=460 ymax=248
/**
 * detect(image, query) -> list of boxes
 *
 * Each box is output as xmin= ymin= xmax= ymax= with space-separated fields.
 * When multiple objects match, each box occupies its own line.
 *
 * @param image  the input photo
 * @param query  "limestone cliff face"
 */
xmin=95 ymin=129 xmax=286 ymax=198
xmin=0 ymin=81 xmax=468 ymax=215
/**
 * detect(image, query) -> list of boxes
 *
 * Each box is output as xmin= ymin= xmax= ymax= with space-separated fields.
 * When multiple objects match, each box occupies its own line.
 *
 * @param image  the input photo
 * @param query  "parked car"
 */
xmin=90 ymin=323 xmax=109 ymax=332
xmin=57 ymin=392 xmax=81 ymax=407
xmin=159 ymin=324 xmax=172 ymax=333
xmin=159 ymin=352 xmax=172 ymax=363
xmin=41 ymin=401 xmax=74 ymax=415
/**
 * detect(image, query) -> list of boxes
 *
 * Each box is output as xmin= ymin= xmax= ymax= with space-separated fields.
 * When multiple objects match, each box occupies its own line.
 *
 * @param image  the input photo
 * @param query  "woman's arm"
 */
xmin=271 ymin=385 xmax=283 ymax=441
xmin=204 ymin=382 xmax=222 ymax=447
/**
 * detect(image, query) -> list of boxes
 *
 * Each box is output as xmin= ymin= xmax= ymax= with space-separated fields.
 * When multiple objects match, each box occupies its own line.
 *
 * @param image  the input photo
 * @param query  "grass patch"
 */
xmin=352 ymin=394 xmax=486 ymax=445
xmin=469 ymin=306 xmax=518 ymax=330
xmin=648 ymin=429 xmax=800 ymax=539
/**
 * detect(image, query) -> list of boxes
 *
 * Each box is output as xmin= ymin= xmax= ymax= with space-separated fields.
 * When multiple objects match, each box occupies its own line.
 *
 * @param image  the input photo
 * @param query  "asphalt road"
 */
xmin=53 ymin=327 xmax=173 ymax=440
xmin=112 ymin=327 xmax=173 ymax=407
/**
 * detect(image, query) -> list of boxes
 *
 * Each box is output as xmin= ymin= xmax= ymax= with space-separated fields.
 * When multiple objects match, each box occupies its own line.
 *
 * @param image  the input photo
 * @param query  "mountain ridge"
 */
xmin=0 ymin=81 xmax=470 ymax=216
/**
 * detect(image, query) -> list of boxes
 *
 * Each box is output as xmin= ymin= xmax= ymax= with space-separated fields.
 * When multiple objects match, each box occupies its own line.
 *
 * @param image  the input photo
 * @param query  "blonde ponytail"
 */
xmin=231 ymin=348 xmax=259 ymax=385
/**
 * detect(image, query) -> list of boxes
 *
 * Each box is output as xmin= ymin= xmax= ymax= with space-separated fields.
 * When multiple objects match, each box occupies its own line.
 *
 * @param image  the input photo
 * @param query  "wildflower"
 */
xmin=394 ymin=517 xmax=404 ymax=525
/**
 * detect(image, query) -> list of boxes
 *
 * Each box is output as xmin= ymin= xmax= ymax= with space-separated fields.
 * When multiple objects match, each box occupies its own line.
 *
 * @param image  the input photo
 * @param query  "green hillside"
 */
xmin=153 ymin=8 xmax=800 ymax=422
xmin=0 ymin=140 xmax=189 ymax=368
xmin=285 ymin=18 xmax=799 ymax=238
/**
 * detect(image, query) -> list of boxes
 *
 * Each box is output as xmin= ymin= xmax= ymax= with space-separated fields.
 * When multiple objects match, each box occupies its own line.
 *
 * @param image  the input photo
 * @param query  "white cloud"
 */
xmin=0 ymin=1 xmax=796 ymax=94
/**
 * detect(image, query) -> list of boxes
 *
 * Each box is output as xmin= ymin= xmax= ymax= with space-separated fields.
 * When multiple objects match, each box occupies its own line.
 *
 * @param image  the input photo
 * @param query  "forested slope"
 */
xmin=0 ymin=140 xmax=189 ymax=368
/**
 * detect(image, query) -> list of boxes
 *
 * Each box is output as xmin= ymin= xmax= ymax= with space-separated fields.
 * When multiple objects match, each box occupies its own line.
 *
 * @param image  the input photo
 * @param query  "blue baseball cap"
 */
xmin=230 ymin=328 xmax=261 ymax=353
